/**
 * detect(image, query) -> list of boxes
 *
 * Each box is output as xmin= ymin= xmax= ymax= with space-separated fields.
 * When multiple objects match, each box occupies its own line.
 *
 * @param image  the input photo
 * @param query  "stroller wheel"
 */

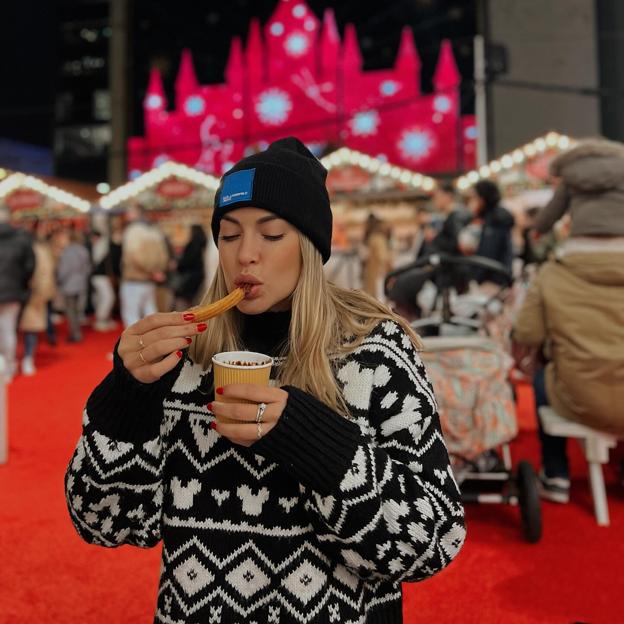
xmin=516 ymin=460 xmax=542 ymax=543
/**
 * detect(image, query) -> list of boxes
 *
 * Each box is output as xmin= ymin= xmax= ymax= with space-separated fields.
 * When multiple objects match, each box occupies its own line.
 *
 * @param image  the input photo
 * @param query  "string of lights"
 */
xmin=0 ymin=172 xmax=91 ymax=213
xmin=454 ymin=131 xmax=574 ymax=190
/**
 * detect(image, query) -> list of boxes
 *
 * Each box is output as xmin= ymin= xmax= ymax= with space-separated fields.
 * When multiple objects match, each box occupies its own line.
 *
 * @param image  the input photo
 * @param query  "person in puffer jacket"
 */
xmin=0 ymin=206 xmax=35 ymax=378
xmin=536 ymin=138 xmax=624 ymax=237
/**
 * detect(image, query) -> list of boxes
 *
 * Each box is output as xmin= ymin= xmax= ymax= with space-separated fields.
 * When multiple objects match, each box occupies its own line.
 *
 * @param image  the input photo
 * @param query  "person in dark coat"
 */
xmin=56 ymin=229 xmax=91 ymax=343
xmin=172 ymin=223 xmax=208 ymax=310
xmin=419 ymin=183 xmax=470 ymax=259
xmin=0 ymin=206 xmax=36 ymax=379
xmin=387 ymin=185 xmax=470 ymax=320
xmin=459 ymin=179 xmax=515 ymax=286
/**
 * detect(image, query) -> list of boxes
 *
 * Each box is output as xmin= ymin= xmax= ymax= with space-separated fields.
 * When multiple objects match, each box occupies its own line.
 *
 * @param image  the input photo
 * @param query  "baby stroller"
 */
xmin=385 ymin=254 xmax=542 ymax=543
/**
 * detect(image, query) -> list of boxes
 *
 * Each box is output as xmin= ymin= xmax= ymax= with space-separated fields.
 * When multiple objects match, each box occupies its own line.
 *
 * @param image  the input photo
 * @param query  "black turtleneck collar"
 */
xmin=241 ymin=310 xmax=291 ymax=357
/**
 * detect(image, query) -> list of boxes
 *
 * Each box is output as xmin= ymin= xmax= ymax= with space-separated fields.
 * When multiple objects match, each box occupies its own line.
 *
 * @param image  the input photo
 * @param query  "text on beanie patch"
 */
xmin=219 ymin=168 xmax=255 ymax=207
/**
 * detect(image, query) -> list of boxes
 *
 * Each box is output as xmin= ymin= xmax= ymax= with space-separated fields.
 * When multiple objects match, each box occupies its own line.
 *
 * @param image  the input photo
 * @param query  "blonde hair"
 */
xmin=191 ymin=235 xmax=422 ymax=418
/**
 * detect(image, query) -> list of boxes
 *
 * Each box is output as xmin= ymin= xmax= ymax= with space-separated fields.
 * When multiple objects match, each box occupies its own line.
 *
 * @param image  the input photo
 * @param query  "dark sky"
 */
xmin=0 ymin=0 xmax=476 ymax=148
xmin=0 ymin=0 xmax=57 ymax=148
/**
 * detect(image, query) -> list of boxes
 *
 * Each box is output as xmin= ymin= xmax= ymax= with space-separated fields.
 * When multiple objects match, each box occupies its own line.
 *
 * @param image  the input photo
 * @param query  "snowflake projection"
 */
xmin=270 ymin=22 xmax=284 ymax=36
xmin=285 ymin=33 xmax=309 ymax=57
xmin=184 ymin=96 xmax=205 ymax=116
xmin=304 ymin=18 xmax=315 ymax=31
xmin=292 ymin=4 xmax=306 ymax=18
xmin=146 ymin=94 xmax=164 ymax=110
xmin=465 ymin=125 xmax=478 ymax=140
xmin=255 ymin=88 xmax=293 ymax=126
xmin=433 ymin=95 xmax=452 ymax=114
xmin=398 ymin=129 xmax=435 ymax=162
xmin=349 ymin=110 xmax=380 ymax=137
xmin=379 ymin=80 xmax=401 ymax=97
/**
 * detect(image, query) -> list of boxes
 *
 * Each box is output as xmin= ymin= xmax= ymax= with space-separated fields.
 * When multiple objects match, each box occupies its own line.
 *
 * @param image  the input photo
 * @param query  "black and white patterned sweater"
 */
xmin=65 ymin=313 xmax=465 ymax=624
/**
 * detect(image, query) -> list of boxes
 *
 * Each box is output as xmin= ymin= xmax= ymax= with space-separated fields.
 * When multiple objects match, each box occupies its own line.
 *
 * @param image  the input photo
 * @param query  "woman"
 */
xmin=459 ymin=179 xmax=515 ymax=287
xmin=65 ymin=138 xmax=465 ymax=624
xmin=19 ymin=220 xmax=57 ymax=375
xmin=172 ymin=223 xmax=207 ymax=310
xmin=361 ymin=213 xmax=392 ymax=300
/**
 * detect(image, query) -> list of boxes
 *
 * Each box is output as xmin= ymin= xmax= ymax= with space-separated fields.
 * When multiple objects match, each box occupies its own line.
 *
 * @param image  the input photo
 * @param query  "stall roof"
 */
xmin=100 ymin=161 xmax=220 ymax=210
xmin=320 ymin=147 xmax=436 ymax=194
xmin=0 ymin=172 xmax=91 ymax=213
xmin=454 ymin=131 xmax=576 ymax=191
xmin=38 ymin=175 xmax=100 ymax=202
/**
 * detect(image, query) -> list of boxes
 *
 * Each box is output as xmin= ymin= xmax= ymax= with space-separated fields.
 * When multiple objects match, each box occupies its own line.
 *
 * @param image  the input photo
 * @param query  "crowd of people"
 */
xmin=0 ymin=203 xmax=207 ymax=381
xmin=1 ymin=136 xmax=623 ymax=507
xmin=379 ymin=137 xmax=624 ymax=501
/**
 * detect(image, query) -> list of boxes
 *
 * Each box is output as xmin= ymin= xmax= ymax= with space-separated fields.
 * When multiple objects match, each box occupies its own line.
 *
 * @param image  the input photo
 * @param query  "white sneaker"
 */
xmin=538 ymin=471 xmax=570 ymax=504
xmin=22 ymin=357 xmax=36 ymax=376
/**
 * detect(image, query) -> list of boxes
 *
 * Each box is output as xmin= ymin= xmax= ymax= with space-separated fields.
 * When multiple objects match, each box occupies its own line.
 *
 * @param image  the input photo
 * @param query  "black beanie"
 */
xmin=211 ymin=137 xmax=333 ymax=263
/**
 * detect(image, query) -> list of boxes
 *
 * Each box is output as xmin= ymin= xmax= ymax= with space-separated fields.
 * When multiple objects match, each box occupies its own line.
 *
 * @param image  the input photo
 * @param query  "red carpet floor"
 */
xmin=1 ymin=326 xmax=623 ymax=623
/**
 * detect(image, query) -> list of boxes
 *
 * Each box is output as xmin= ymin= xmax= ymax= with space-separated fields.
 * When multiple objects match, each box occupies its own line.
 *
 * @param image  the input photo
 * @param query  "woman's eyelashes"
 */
xmin=219 ymin=233 xmax=285 ymax=242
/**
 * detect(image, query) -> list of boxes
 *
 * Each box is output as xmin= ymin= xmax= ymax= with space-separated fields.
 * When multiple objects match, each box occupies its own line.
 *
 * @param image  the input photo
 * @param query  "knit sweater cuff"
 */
xmin=85 ymin=342 xmax=183 ymax=444
xmin=253 ymin=385 xmax=362 ymax=495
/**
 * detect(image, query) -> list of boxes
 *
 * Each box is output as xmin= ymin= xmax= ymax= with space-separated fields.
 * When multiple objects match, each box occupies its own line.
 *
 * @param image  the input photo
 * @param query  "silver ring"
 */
xmin=138 ymin=351 xmax=147 ymax=364
xmin=139 ymin=336 xmax=145 ymax=349
xmin=255 ymin=402 xmax=267 ymax=424
xmin=257 ymin=422 xmax=263 ymax=439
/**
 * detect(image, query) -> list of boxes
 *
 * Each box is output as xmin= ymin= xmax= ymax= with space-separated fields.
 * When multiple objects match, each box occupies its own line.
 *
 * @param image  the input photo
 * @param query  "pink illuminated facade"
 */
xmin=128 ymin=0 xmax=476 ymax=178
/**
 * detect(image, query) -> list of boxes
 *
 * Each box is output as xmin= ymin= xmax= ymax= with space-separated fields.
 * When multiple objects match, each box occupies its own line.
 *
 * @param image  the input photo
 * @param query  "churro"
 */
xmin=187 ymin=287 xmax=246 ymax=322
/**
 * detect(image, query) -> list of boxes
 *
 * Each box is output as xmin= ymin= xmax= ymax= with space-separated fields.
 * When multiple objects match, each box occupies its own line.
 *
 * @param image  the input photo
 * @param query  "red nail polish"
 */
xmin=183 ymin=313 xmax=195 ymax=321
xmin=210 ymin=422 xmax=216 ymax=429
xmin=197 ymin=323 xmax=207 ymax=332
xmin=216 ymin=387 xmax=224 ymax=395
xmin=185 ymin=337 xmax=192 ymax=344
xmin=207 ymin=402 xmax=213 ymax=411
xmin=176 ymin=350 xmax=183 ymax=358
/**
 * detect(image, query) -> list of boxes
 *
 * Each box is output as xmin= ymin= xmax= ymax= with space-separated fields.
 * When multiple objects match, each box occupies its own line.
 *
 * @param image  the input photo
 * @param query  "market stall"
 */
xmin=454 ymin=131 xmax=576 ymax=213
xmin=319 ymin=146 xmax=436 ymax=289
xmin=0 ymin=172 xmax=92 ymax=227
xmin=99 ymin=161 xmax=220 ymax=249
xmin=321 ymin=146 xmax=436 ymax=243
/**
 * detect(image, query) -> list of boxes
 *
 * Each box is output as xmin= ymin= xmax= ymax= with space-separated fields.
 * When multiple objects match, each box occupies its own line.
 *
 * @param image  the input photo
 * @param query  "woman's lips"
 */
xmin=243 ymin=284 xmax=262 ymax=299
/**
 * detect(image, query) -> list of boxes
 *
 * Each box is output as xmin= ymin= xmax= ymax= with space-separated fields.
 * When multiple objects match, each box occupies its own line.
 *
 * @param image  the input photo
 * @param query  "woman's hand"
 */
xmin=117 ymin=312 xmax=207 ymax=383
xmin=209 ymin=384 xmax=288 ymax=447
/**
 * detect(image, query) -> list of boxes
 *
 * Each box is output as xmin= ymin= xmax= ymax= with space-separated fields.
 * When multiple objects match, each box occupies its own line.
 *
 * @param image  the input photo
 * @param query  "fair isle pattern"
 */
xmin=65 ymin=320 xmax=465 ymax=623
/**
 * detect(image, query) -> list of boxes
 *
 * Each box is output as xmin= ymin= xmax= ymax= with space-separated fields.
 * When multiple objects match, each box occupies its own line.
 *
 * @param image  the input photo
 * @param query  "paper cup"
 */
xmin=211 ymin=351 xmax=273 ymax=421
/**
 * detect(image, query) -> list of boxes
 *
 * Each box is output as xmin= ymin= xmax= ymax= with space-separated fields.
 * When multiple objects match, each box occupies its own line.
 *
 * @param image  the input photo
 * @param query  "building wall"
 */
xmin=596 ymin=0 xmax=624 ymax=141
xmin=487 ymin=0 xmax=600 ymax=156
